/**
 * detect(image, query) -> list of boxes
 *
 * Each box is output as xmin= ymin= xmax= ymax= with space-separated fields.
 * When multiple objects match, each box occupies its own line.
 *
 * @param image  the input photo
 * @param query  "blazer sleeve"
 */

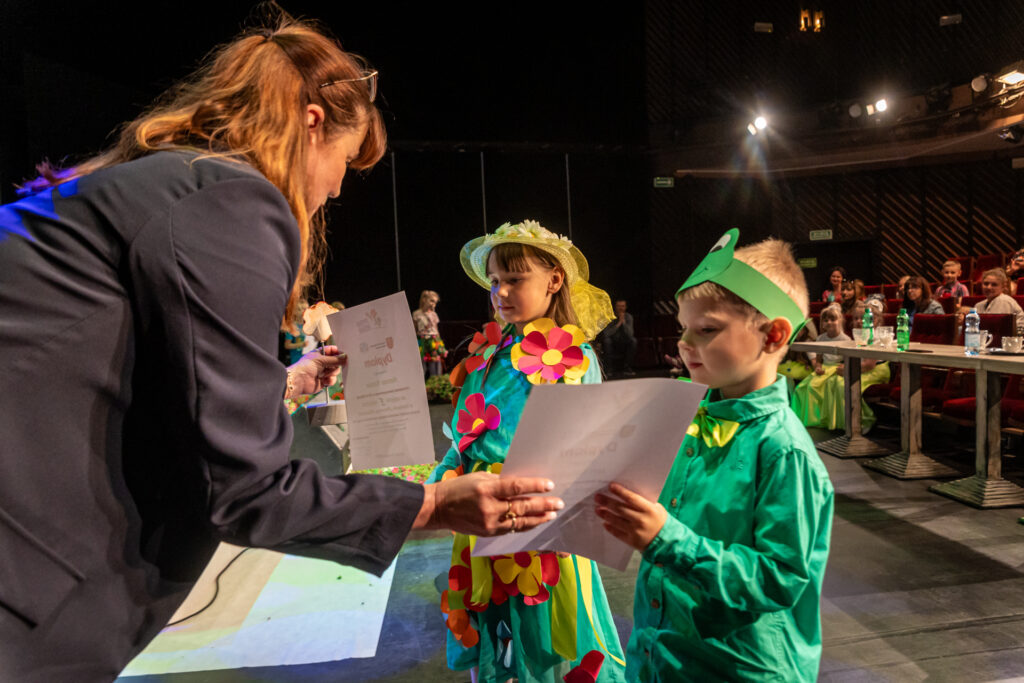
xmin=128 ymin=174 xmax=422 ymax=576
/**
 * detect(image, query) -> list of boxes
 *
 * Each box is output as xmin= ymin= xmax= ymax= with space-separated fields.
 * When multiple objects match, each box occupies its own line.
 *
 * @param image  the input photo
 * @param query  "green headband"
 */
xmin=676 ymin=229 xmax=807 ymax=342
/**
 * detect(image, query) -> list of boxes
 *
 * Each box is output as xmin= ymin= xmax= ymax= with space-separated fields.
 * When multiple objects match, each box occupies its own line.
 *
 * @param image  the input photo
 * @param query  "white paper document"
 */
xmin=473 ymin=378 xmax=707 ymax=571
xmin=326 ymin=293 xmax=434 ymax=468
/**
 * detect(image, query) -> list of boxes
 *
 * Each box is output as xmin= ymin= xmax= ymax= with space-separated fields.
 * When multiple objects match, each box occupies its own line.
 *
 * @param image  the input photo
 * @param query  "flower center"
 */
xmin=472 ymin=418 xmax=485 ymax=431
xmin=541 ymin=349 xmax=563 ymax=366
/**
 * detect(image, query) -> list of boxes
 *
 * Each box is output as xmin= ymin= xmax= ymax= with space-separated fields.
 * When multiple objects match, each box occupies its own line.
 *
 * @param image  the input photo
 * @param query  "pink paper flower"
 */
xmin=510 ymin=318 xmax=589 ymax=384
xmin=456 ymin=393 xmax=501 ymax=452
xmin=465 ymin=322 xmax=511 ymax=374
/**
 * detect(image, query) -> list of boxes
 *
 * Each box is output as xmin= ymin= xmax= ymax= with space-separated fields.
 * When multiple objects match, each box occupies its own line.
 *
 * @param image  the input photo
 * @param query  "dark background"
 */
xmin=5 ymin=1 xmax=1024 ymax=319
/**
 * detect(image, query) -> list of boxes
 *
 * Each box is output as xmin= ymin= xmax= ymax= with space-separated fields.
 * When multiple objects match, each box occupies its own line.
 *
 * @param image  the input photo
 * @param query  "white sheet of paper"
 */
xmin=472 ymin=378 xmax=707 ymax=571
xmin=326 ymin=293 xmax=434 ymax=468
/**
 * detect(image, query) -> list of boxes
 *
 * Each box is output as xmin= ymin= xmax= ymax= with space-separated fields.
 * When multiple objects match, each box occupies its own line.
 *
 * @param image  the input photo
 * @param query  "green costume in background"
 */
xmin=428 ymin=329 xmax=626 ymax=683
xmin=791 ymin=361 xmax=890 ymax=432
xmin=627 ymin=377 xmax=834 ymax=682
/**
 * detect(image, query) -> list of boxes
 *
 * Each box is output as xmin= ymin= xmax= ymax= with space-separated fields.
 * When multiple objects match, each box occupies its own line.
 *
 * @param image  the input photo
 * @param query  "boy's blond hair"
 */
xmin=942 ymin=260 xmax=962 ymax=272
xmin=678 ymin=238 xmax=810 ymax=327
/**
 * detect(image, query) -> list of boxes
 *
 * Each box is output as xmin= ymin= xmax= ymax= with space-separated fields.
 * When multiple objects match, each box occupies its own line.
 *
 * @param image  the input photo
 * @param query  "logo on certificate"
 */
xmin=386 ymin=336 xmax=394 ymax=349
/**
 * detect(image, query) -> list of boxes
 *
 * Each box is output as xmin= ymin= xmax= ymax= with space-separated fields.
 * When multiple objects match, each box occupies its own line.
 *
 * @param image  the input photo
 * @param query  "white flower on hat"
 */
xmin=494 ymin=219 xmax=573 ymax=247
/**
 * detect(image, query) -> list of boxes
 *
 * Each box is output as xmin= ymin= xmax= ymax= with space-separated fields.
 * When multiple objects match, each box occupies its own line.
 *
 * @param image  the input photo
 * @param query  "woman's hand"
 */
xmin=594 ymin=483 xmax=667 ymax=552
xmin=416 ymin=471 xmax=565 ymax=536
xmin=286 ymin=345 xmax=344 ymax=399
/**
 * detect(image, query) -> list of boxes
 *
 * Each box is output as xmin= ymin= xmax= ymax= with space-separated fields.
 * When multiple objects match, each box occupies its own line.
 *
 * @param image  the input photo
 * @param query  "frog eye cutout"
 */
xmin=708 ymin=232 xmax=733 ymax=254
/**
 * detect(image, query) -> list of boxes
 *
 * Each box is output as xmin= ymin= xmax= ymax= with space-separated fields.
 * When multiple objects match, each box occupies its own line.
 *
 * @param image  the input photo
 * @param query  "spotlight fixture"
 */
xmin=848 ymin=102 xmax=863 ymax=118
xmin=866 ymin=103 xmax=876 ymax=116
xmin=995 ymin=61 xmax=1024 ymax=87
xmin=754 ymin=116 xmax=768 ymax=130
xmin=971 ymin=74 xmax=989 ymax=93
xmin=747 ymin=123 xmax=758 ymax=135
xmin=999 ymin=124 xmax=1024 ymax=143
xmin=875 ymin=98 xmax=888 ymax=113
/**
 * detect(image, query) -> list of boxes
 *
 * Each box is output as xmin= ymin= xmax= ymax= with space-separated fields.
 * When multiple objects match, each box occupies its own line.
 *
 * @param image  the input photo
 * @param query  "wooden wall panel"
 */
xmin=878 ymin=169 xmax=924 ymax=285
xmin=972 ymin=162 xmax=1017 ymax=259
xmin=924 ymin=166 xmax=969 ymax=280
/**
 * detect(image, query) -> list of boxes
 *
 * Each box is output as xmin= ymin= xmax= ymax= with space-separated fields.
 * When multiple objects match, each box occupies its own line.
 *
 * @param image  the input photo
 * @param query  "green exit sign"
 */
xmin=809 ymin=229 xmax=833 ymax=241
xmin=798 ymin=257 xmax=818 ymax=269
xmin=653 ymin=177 xmax=675 ymax=188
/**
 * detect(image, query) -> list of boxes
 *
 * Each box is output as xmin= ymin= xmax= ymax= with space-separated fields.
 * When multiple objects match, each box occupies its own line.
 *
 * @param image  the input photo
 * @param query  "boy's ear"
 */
xmin=762 ymin=317 xmax=792 ymax=352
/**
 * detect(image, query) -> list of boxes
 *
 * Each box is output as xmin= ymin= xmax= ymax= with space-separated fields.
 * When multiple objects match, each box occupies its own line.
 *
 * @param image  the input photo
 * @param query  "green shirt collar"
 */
xmin=702 ymin=374 xmax=790 ymax=424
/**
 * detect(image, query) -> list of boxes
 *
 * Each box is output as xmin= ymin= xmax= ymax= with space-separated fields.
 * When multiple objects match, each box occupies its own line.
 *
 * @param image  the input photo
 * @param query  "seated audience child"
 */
xmin=777 ymin=318 xmax=819 ymax=387
xmin=840 ymin=278 xmax=865 ymax=315
xmin=976 ymin=268 xmax=1024 ymax=331
xmin=594 ymin=229 xmax=834 ymax=683
xmin=934 ymin=260 xmax=969 ymax=304
xmin=793 ymin=298 xmax=889 ymax=433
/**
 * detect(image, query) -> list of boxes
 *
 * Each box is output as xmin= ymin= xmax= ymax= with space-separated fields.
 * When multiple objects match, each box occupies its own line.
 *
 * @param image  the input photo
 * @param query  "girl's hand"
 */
xmin=286 ymin=346 xmax=345 ymax=398
xmin=814 ymin=365 xmax=825 ymax=375
xmin=594 ymin=483 xmax=667 ymax=551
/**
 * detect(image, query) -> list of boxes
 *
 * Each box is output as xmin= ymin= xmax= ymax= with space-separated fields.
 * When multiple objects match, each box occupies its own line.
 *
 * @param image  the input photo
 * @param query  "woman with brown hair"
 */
xmin=902 ymin=275 xmax=943 ymax=327
xmin=0 ymin=11 xmax=562 ymax=680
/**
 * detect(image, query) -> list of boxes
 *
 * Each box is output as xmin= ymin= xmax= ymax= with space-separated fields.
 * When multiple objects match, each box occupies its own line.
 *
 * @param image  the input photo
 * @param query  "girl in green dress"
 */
xmin=428 ymin=220 xmax=625 ymax=683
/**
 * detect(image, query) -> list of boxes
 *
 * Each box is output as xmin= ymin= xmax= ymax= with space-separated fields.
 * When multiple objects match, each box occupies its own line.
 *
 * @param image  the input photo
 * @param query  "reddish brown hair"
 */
xmin=21 ymin=9 xmax=385 ymax=323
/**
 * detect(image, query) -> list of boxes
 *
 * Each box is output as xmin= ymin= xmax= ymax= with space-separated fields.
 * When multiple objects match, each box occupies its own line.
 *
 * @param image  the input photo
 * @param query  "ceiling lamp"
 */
xmin=971 ymin=74 xmax=989 ymax=93
xmin=848 ymin=102 xmax=863 ymax=118
xmin=875 ymin=98 xmax=888 ymax=113
xmin=995 ymin=61 xmax=1024 ymax=87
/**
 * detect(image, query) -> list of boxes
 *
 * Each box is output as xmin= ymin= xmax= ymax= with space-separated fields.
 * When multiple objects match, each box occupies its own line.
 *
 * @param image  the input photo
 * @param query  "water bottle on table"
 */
xmin=896 ymin=308 xmax=910 ymax=352
xmin=964 ymin=309 xmax=981 ymax=356
xmin=861 ymin=306 xmax=874 ymax=345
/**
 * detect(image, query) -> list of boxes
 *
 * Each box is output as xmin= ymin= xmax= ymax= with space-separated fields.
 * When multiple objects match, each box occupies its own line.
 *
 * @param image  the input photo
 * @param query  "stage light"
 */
xmin=754 ymin=116 xmax=768 ymax=130
xmin=995 ymin=61 xmax=1024 ymax=87
xmin=971 ymin=74 xmax=989 ymax=93
xmin=747 ymin=123 xmax=758 ymax=135
xmin=866 ymin=103 xmax=876 ymax=116
xmin=875 ymin=98 xmax=888 ymax=112
xmin=848 ymin=103 xmax=863 ymax=118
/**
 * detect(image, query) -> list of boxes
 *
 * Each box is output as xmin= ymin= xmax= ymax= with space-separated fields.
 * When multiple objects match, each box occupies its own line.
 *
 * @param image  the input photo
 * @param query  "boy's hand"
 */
xmin=594 ymin=482 xmax=668 ymax=551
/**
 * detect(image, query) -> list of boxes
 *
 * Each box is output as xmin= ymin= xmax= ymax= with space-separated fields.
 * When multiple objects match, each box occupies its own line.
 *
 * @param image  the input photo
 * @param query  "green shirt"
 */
xmin=627 ymin=376 xmax=833 ymax=682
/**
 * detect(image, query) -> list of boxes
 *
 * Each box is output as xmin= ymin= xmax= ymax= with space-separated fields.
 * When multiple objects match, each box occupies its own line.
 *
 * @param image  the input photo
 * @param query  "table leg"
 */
xmin=863 ymin=362 xmax=960 ymax=478
xmin=817 ymin=355 xmax=893 ymax=458
xmin=930 ymin=368 xmax=1024 ymax=507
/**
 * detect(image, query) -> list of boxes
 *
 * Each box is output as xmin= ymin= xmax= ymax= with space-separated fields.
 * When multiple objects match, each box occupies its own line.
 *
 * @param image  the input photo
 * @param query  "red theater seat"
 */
xmin=970 ymin=253 xmax=1005 ymax=282
xmin=909 ymin=314 xmax=955 ymax=345
xmin=978 ymin=314 xmax=1016 ymax=348
xmin=882 ymin=284 xmax=899 ymax=299
xmin=809 ymin=300 xmax=826 ymax=315
xmin=886 ymin=299 xmax=903 ymax=314
xmin=943 ymin=373 xmax=1024 ymax=427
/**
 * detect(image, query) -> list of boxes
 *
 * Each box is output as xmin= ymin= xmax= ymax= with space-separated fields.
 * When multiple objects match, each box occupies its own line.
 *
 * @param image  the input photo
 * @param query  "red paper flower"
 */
xmin=456 ymin=393 xmax=501 ymax=452
xmin=466 ymin=322 xmax=511 ymax=374
xmin=492 ymin=551 xmax=561 ymax=606
xmin=510 ymin=318 xmax=589 ymax=384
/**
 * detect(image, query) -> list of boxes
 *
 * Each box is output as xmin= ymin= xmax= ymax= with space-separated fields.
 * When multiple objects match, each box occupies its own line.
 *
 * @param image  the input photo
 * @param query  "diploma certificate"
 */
xmin=327 ymin=293 xmax=435 ymax=468
xmin=473 ymin=378 xmax=707 ymax=570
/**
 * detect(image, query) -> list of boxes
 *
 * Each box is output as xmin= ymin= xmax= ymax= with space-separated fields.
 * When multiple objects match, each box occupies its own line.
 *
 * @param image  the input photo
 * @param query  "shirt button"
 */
xmin=670 ymin=498 xmax=678 ymax=507
xmin=651 ymin=598 xmax=661 ymax=609
xmin=685 ymin=447 xmax=694 ymax=456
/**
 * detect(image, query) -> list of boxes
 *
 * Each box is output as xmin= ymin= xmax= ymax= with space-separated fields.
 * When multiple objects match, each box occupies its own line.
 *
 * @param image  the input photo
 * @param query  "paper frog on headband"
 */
xmin=677 ymin=228 xmax=807 ymax=342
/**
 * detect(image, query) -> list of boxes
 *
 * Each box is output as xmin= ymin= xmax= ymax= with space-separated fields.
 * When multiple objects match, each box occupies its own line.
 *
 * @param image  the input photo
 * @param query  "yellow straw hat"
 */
xmin=460 ymin=219 xmax=614 ymax=341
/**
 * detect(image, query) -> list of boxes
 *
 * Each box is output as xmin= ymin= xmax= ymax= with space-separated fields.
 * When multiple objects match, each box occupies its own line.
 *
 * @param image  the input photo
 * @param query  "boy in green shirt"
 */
xmin=595 ymin=230 xmax=834 ymax=682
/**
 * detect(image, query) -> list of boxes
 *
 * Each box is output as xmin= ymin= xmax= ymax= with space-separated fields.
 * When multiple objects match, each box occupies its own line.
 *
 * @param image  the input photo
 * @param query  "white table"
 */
xmin=792 ymin=340 xmax=1024 ymax=508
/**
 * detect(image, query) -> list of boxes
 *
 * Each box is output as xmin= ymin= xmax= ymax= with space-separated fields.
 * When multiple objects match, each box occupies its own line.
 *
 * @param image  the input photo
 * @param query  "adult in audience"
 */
xmin=0 ymin=14 xmax=562 ymax=680
xmin=976 ymin=268 xmax=1024 ymax=331
xmin=603 ymin=298 xmax=637 ymax=377
xmin=821 ymin=265 xmax=847 ymax=303
xmin=1006 ymin=249 xmax=1024 ymax=295
xmin=902 ymin=276 xmax=943 ymax=327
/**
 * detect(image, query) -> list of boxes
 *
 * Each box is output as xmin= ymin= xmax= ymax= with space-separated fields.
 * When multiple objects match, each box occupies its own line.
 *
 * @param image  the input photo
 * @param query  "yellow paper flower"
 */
xmin=510 ymin=318 xmax=590 ymax=385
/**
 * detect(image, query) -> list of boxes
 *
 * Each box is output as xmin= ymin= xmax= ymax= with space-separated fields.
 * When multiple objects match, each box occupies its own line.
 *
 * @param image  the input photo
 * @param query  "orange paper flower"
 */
xmin=466 ymin=322 xmax=512 ymax=374
xmin=441 ymin=589 xmax=480 ymax=648
xmin=510 ymin=318 xmax=589 ymax=384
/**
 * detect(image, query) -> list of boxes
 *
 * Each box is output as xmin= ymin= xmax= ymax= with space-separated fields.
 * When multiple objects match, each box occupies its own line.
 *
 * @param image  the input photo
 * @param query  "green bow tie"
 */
xmin=686 ymin=406 xmax=740 ymax=448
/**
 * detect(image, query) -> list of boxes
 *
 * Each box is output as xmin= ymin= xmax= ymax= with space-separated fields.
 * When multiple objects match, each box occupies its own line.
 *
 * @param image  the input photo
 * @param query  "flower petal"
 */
xmin=457 ymin=434 xmax=478 ymax=453
xmin=516 ymin=355 xmax=545 ymax=375
xmin=547 ymin=326 xmax=573 ymax=351
xmin=540 ymin=364 xmax=564 ymax=381
xmin=525 ymin=318 xmax=556 ymax=336
xmin=464 ymin=393 xmax=484 ymax=418
xmin=485 ymin=322 xmax=503 ymax=345
xmin=483 ymin=405 xmax=501 ymax=430
xmin=456 ymin=409 xmax=476 ymax=434
xmin=561 ymin=345 xmax=585 ymax=366
xmin=522 ymin=583 xmax=550 ymax=606
xmin=465 ymin=354 xmax=485 ymax=374
xmin=521 ymin=331 xmax=550 ymax=357
xmin=449 ymin=565 xmax=472 ymax=591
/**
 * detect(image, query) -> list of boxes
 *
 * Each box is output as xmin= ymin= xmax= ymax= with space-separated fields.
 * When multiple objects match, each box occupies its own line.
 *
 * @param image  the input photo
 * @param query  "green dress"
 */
xmin=428 ymin=324 xmax=626 ymax=683
xmin=628 ymin=377 xmax=834 ymax=682
xmin=791 ymin=361 xmax=890 ymax=433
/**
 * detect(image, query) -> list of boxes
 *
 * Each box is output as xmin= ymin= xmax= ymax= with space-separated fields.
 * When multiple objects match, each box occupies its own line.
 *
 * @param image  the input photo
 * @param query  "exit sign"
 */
xmin=653 ymin=177 xmax=675 ymax=188
xmin=809 ymin=229 xmax=833 ymax=241
xmin=798 ymin=257 xmax=818 ymax=269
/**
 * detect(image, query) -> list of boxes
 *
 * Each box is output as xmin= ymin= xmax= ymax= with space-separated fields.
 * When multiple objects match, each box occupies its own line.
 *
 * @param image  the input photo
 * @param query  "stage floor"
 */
xmin=118 ymin=405 xmax=1024 ymax=682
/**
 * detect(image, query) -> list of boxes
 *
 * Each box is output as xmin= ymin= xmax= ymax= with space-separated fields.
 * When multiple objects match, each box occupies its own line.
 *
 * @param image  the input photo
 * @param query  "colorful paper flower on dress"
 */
xmin=510 ymin=318 xmax=589 ymax=385
xmin=456 ymin=393 xmax=501 ymax=452
xmin=441 ymin=589 xmax=480 ymax=648
xmin=492 ymin=551 xmax=561 ymax=606
xmin=301 ymin=301 xmax=339 ymax=343
xmin=466 ymin=322 xmax=512 ymax=374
